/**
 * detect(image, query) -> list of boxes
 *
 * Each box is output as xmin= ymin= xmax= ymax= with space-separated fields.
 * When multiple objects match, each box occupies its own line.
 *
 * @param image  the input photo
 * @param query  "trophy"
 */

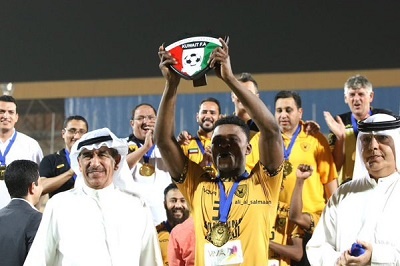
xmin=165 ymin=36 xmax=224 ymax=87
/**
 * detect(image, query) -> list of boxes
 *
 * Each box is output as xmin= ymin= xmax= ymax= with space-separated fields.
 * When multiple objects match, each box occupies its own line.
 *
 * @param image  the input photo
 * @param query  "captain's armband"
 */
xmin=173 ymin=158 xmax=189 ymax=184
xmin=261 ymin=160 xmax=284 ymax=177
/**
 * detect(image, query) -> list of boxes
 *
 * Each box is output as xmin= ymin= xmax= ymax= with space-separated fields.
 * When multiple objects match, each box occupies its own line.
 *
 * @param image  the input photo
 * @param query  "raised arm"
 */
xmin=126 ymin=131 xmax=153 ymax=169
xmin=289 ymin=164 xmax=313 ymax=230
xmin=210 ymin=38 xmax=283 ymax=171
xmin=324 ymin=111 xmax=346 ymax=171
xmin=153 ymin=45 xmax=187 ymax=180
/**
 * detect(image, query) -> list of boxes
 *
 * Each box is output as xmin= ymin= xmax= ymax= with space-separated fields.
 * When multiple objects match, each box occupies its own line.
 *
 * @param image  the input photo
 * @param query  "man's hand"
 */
xmin=177 ymin=130 xmax=192 ymax=146
xmin=209 ymin=37 xmax=233 ymax=82
xmin=304 ymin=120 xmax=320 ymax=135
xmin=199 ymin=146 xmax=213 ymax=168
xmin=335 ymin=241 xmax=372 ymax=266
xmin=296 ymin=164 xmax=313 ymax=180
xmin=66 ymin=168 xmax=75 ymax=177
xmin=143 ymin=129 xmax=154 ymax=150
xmin=158 ymin=45 xmax=181 ymax=86
xmin=324 ymin=111 xmax=346 ymax=138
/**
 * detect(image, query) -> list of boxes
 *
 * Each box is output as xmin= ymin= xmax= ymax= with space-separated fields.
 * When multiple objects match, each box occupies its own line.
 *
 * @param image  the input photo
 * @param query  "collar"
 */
xmin=367 ymin=171 xmax=400 ymax=187
xmin=11 ymin=198 xmax=38 ymax=210
xmin=0 ymin=128 xmax=16 ymax=144
xmin=82 ymin=182 xmax=115 ymax=199
xmin=127 ymin=133 xmax=144 ymax=145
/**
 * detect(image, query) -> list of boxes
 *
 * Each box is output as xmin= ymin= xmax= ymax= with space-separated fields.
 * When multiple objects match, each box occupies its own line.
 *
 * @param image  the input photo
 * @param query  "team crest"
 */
xmin=165 ymin=36 xmax=222 ymax=83
xmin=300 ymin=142 xmax=310 ymax=152
xmin=235 ymin=184 xmax=247 ymax=198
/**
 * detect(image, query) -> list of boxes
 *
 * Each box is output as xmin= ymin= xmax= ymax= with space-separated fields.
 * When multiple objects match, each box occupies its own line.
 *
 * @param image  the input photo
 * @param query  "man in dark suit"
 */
xmin=0 ymin=160 xmax=43 ymax=266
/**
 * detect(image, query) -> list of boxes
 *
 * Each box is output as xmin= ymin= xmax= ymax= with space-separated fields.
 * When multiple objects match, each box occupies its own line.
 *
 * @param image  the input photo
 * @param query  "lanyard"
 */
xmin=141 ymin=144 xmax=155 ymax=163
xmin=351 ymin=110 xmax=372 ymax=136
xmin=0 ymin=131 xmax=17 ymax=166
xmin=64 ymin=149 xmax=77 ymax=180
xmin=195 ymin=137 xmax=213 ymax=168
xmin=195 ymin=137 xmax=206 ymax=155
xmin=217 ymin=171 xmax=250 ymax=223
xmin=283 ymin=125 xmax=301 ymax=161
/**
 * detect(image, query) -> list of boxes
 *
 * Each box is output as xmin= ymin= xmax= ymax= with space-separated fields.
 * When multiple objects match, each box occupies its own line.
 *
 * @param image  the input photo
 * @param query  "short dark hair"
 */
xmin=63 ymin=115 xmax=89 ymax=130
xmin=131 ymin=103 xmax=157 ymax=119
xmin=0 ymin=95 xmax=17 ymax=110
xmin=5 ymin=160 xmax=39 ymax=198
xmin=199 ymin=97 xmax=221 ymax=114
xmin=274 ymin=90 xmax=302 ymax=109
xmin=214 ymin=115 xmax=250 ymax=142
xmin=238 ymin=72 xmax=259 ymax=93
xmin=163 ymin=183 xmax=178 ymax=200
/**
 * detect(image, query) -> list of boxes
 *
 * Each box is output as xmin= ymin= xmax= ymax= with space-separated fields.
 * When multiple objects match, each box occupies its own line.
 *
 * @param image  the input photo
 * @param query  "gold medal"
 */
xmin=283 ymin=160 xmax=293 ymax=177
xmin=203 ymin=165 xmax=216 ymax=178
xmin=277 ymin=217 xmax=287 ymax=232
xmin=139 ymin=163 xmax=155 ymax=176
xmin=0 ymin=165 xmax=5 ymax=180
xmin=209 ymin=222 xmax=230 ymax=247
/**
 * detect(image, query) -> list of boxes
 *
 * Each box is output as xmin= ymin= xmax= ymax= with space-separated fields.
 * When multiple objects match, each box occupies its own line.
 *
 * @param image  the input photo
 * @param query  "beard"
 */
xmin=166 ymin=208 xmax=190 ymax=227
xmin=199 ymin=121 xmax=215 ymax=133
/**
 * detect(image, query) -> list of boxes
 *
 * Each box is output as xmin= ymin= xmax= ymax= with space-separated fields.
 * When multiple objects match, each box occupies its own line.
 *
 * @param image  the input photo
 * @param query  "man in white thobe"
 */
xmin=24 ymin=128 xmax=162 ymax=266
xmin=306 ymin=114 xmax=400 ymax=266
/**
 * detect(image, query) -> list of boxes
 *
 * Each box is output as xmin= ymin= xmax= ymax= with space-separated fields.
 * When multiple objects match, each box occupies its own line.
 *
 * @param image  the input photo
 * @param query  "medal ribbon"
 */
xmin=0 ymin=131 xmax=17 ymax=166
xmin=217 ymin=171 xmax=250 ymax=223
xmin=195 ymin=137 xmax=206 ymax=155
xmin=142 ymin=144 xmax=155 ymax=164
xmin=351 ymin=110 xmax=372 ymax=136
xmin=195 ymin=137 xmax=212 ymax=167
xmin=64 ymin=149 xmax=77 ymax=180
xmin=283 ymin=125 xmax=301 ymax=161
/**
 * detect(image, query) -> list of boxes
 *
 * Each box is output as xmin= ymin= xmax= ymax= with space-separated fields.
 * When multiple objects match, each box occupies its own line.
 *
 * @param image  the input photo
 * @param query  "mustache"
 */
xmin=87 ymin=166 xmax=105 ymax=173
xmin=202 ymin=117 xmax=214 ymax=122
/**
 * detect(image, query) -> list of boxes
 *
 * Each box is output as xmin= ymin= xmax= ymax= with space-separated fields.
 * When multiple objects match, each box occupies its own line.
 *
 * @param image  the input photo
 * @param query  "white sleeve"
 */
xmin=33 ymin=141 xmax=44 ymax=164
xmin=371 ymin=243 xmax=400 ymax=265
xmin=139 ymin=203 xmax=163 ymax=266
xmin=306 ymin=195 xmax=341 ymax=266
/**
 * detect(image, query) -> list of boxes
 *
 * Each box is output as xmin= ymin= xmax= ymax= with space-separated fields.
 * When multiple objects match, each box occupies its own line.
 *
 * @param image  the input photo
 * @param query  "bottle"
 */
xmin=350 ymin=243 xmax=365 ymax=257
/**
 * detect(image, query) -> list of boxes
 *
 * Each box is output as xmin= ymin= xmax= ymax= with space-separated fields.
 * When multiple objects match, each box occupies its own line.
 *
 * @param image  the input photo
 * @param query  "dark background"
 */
xmin=1 ymin=1 xmax=399 ymax=83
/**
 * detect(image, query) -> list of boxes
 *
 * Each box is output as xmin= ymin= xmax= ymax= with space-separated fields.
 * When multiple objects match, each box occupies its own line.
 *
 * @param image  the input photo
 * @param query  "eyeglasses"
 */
xmin=65 ymin=128 xmax=87 ymax=135
xmin=133 ymin=115 xmax=156 ymax=122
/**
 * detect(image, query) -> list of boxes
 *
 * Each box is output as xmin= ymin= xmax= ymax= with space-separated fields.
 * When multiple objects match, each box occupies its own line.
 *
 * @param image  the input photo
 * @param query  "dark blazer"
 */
xmin=0 ymin=199 xmax=42 ymax=266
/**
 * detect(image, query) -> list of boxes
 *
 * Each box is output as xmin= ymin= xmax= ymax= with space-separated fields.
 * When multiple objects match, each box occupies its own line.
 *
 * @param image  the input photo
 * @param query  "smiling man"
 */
xmin=156 ymin=183 xmax=190 ymax=266
xmin=125 ymin=103 xmax=172 ymax=225
xmin=179 ymin=97 xmax=222 ymax=176
xmin=0 ymin=95 xmax=43 ymax=209
xmin=39 ymin=115 xmax=88 ymax=198
xmin=307 ymin=114 xmax=400 ymax=265
xmin=24 ymin=128 xmax=162 ymax=266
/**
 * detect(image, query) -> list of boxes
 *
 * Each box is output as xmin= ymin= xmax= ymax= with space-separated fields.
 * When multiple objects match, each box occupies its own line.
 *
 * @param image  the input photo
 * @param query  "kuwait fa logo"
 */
xmin=165 ymin=36 xmax=222 ymax=81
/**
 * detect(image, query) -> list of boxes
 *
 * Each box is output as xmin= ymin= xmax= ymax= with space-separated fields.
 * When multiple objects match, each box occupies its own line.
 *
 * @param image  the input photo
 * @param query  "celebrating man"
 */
xmin=25 ymin=128 xmax=162 ymax=265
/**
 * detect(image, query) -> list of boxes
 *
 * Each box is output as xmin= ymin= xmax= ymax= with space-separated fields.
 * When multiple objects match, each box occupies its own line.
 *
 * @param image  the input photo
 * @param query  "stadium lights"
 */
xmin=1 ymin=83 xmax=14 ymax=95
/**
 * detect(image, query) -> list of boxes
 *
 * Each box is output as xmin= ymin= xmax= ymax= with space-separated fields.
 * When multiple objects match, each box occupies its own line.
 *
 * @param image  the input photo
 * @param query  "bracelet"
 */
xmin=262 ymin=160 xmax=284 ymax=177
xmin=174 ymin=158 xmax=189 ymax=184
